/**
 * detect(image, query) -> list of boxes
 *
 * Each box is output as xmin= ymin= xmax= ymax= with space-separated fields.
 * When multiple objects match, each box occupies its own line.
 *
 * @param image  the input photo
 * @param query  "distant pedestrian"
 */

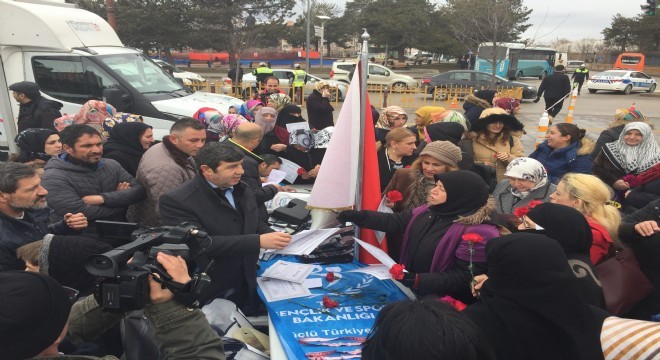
xmin=534 ymin=65 xmax=571 ymax=121
xmin=9 ymin=81 xmax=63 ymax=133
xmin=571 ymin=64 xmax=589 ymax=95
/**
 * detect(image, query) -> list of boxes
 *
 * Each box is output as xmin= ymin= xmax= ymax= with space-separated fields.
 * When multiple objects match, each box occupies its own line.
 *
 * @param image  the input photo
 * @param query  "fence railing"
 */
xmin=187 ymin=81 xmax=523 ymax=110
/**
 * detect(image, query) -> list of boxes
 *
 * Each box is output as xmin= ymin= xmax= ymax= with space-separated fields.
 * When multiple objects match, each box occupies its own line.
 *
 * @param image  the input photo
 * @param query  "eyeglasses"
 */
xmin=62 ymin=286 xmax=80 ymax=304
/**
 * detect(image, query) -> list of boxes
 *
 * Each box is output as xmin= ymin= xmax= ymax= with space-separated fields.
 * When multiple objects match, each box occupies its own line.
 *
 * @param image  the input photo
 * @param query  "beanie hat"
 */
xmin=472 ymin=108 xmax=524 ymax=133
xmin=39 ymin=234 xmax=112 ymax=296
xmin=419 ymin=141 xmax=462 ymax=168
xmin=8 ymin=81 xmax=41 ymax=100
xmin=0 ymin=271 xmax=72 ymax=359
xmin=474 ymin=89 xmax=496 ymax=104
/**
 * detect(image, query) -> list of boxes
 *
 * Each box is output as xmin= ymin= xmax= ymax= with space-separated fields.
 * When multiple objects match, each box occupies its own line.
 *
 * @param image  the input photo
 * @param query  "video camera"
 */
xmin=86 ymin=223 xmax=213 ymax=311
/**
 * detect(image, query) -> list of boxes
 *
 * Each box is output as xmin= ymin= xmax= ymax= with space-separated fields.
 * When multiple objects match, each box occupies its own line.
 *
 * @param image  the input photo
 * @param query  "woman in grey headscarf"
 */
xmin=253 ymin=106 xmax=283 ymax=155
xmin=492 ymin=157 xmax=556 ymax=215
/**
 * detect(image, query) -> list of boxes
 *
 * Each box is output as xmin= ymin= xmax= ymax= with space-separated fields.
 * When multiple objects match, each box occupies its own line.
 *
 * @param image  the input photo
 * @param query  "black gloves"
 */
xmin=532 ymin=97 xmax=540 ymax=103
xmin=399 ymin=272 xmax=418 ymax=290
xmin=337 ymin=210 xmax=367 ymax=225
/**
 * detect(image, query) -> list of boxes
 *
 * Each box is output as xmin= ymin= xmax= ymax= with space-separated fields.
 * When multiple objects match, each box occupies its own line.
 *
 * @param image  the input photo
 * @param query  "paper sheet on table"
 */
xmin=374 ymin=195 xmax=393 ymax=244
xmin=270 ymin=228 xmax=339 ymax=255
xmin=354 ymin=238 xmax=396 ymax=268
xmin=257 ymin=277 xmax=312 ymax=302
xmin=303 ymin=278 xmax=322 ymax=289
xmin=261 ymin=260 xmax=314 ymax=283
xmin=347 ymin=265 xmax=392 ymax=280
xmin=286 ymin=121 xmax=310 ymax=133
xmin=263 ymin=168 xmax=287 ymax=186
xmin=279 ymin=157 xmax=302 ymax=183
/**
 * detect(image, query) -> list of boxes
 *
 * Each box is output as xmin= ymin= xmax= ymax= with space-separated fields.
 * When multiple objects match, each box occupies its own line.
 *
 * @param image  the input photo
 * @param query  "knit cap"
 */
xmin=419 ymin=140 xmax=462 ymax=167
xmin=0 ymin=271 xmax=72 ymax=359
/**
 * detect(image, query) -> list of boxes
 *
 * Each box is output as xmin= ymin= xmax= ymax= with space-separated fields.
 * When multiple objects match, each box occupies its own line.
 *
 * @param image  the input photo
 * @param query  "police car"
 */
xmin=586 ymin=70 xmax=657 ymax=95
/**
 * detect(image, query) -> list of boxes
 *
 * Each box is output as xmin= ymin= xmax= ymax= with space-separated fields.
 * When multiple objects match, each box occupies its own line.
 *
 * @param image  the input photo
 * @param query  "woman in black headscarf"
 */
xmin=339 ymin=171 xmax=504 ymax=304
xmin=521 ymin=203 xmax=605 ymax=308
xmin=103 ymin=122 xmax=154 ymax=176
xmin=13 ymin=128 xmax=62 ymax=164
xmin=463 ymin=233 xmax=607 ymax=360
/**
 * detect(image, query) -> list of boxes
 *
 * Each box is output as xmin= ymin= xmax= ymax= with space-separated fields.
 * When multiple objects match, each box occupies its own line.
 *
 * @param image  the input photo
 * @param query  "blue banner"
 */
xmin=257 ymin=256 xmax=409 ymax=359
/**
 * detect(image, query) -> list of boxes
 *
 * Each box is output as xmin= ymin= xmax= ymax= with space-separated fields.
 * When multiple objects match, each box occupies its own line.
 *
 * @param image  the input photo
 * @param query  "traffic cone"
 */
xmin=449 ymin=97 xmax=459 ymax=109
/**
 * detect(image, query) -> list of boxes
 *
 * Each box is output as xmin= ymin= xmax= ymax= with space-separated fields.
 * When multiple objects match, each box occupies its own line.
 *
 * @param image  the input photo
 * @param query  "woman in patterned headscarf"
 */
xmin=266 ymin=93 xmax=292 ymax=112
xmin=591 ymin=106 xmax=652 ymax=159
xmin=375 ymin=106 xmax=408 ymax=143
xmin=287 ymin=129 xmax=321 ymax=184
xmin=73 ymin=100 xmax=116 ymax=140
xmin=492 ymin=157 xmax=556 ymax=215
xmin=238 ymin=99 xmax=264 ymax=122
xmin=593 ymin=122 xmax=660 ymax=210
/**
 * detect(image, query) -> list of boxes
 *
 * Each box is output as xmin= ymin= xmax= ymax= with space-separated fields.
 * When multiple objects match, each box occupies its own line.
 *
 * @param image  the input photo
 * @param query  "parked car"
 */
xmin=330 ymin=60 xmax=418 ymax=90
xmin=383 ymin=59 xmax=410 ymax=70
xmin=153 ymin=59 xmax=206 ymax=85
xmin=421 ymin=70 xmax=537 ymax=100
xmin=565 ymin=60 xmax=586 ymax=73
xmin=586 ymin=70 xmax=657 ymax=94
xmin=242 ymin=69 xmax=347 ymax=100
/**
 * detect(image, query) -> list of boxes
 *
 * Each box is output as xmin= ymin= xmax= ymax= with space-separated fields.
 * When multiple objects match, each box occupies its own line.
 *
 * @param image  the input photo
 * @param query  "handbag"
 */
xmin=594 ymin=248 xmax=654 ymax=316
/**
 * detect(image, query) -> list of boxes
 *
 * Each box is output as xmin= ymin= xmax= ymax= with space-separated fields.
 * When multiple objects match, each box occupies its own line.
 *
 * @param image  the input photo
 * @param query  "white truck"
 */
xmin=0 ymin=0 xmax=242 ymax=156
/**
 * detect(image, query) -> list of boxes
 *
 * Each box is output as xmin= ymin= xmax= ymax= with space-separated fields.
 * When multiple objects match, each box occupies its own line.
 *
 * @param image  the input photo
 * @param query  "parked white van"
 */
xmin=0 ymin=0 xmax=242 ymax=155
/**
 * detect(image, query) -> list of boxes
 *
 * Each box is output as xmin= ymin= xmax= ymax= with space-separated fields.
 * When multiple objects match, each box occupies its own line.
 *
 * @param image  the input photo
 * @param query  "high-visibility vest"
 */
xmin=255 ymin=67 xmax=273 ymax=75
xmin=575 ymin=68 xmax=588 ymax=74
xmin=292 ymin=69 xmax=307 ymax=87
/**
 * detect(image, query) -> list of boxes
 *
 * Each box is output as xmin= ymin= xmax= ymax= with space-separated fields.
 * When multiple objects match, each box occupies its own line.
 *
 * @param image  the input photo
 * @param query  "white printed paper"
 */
xmin=347 ymin=265 xmax=392 ymax=280
xmin=278 ymin=157 xmax=303 ymax=183
xmin=286 ymin=121 xmax=310 ymax=133
xmin=354 ymin=238 xmax=396 ymax=268
xmin=303 ymin=278 xmax=323 ymax=289
xmin=273 ymin=228 xmax=339 ymax=255
xmin=374 ymin=196 xmax=393 ymax=244
xmin=257 ymin=277 xmax=312 ymax=302
xmin=263 ymin=168 xmax=287 ymax=186
xmin=261 ymin=260 xmax=314 ymax=283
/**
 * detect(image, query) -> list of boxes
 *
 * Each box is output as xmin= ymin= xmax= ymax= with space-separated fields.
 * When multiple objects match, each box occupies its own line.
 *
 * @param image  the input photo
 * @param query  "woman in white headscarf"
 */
xmin=593 ymin=121 xmax=660 ymax=210
xmin=492 ymin=157 xmax=556 ymax=215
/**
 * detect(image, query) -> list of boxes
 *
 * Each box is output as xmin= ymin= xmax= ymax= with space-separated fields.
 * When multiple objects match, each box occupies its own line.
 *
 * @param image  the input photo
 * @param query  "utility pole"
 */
xmin=317 ymin=15 xmax=330 ymax=69
xmin=305 ymin=0 xmax=311 ymax=73
xmin=104 ymin=0 xmax=116 ymax=30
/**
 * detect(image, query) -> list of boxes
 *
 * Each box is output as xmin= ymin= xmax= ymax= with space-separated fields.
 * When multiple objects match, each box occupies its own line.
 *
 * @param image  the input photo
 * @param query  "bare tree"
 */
xmin=443 ymin=0 xmax=532 ymax=87
xmin=574 ymin=38 xmax=598 ymax=62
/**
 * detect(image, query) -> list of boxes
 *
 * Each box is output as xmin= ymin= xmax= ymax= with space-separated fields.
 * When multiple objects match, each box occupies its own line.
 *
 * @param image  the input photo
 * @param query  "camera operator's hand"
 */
xmin=64 ymin=212 xmax=88 ymax=230
xmin=149 ymin=253 xmax=192 ymax=304
xmin=260 ymin=232 xmax=291 ymax=250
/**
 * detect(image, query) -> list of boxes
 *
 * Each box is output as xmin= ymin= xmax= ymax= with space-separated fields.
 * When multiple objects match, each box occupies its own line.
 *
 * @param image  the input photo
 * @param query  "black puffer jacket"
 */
xmin=463 ymin=94 xmax=491 ymax=127
xmin=16 ymin=96 xmax=63 ymax=132
xmin=42 ymin=155 xmax=146 ymax=222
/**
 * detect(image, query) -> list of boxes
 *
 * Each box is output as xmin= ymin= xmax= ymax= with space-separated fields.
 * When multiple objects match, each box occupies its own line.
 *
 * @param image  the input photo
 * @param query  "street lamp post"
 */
xmin=305 ymin=0 xmax=311 ymax=73
xmin=317 ymin=15 xmax=330 ymax=69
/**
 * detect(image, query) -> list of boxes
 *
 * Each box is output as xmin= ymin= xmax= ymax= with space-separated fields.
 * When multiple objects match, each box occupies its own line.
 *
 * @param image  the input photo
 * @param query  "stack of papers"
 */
xmin=267 ymin=228 xmax=339 ymax=256
xmin=258 ymin=260 xmax=317 ymax=302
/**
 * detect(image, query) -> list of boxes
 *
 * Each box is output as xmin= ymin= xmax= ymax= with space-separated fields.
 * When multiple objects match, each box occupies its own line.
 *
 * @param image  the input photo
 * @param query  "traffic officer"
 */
xmin=571 ymin=64 xmax=589 ymax=95
xmin=288 ymin=64 xmax=308 ymax=104
xmin=252 ymin=62 xmax=273 ymax=90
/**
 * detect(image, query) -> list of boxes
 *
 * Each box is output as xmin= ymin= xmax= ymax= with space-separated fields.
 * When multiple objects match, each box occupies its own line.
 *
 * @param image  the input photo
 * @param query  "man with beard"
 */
xmin=42 ymin=125 xmax=145 ymax=225
xmin=0 ymin=162 xmax=87 ymax=271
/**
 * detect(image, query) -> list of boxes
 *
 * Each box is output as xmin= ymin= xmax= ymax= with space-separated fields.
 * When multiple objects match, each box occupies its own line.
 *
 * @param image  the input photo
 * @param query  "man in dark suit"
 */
xmin=159 ymin=143 xmax=291 ymax=312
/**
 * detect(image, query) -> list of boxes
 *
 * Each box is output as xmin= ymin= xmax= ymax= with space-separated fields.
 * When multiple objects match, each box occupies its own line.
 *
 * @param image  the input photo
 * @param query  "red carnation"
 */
xmin=322 ymin=295 xmax=338 ymax=308
xmin=512 ymin=206 xmax=530 ymax=218
xmin=389 ymin=264 xmax=405 ymax=280
xmin=325 ymin=272 xmax=335 ymax=282
xmin=527 ymin=200 xmax=544 ymax=209
xmin=461 ymin=233 xmax=484 ymax=243
xmin=439 ymin=296 xmax=468 ymax=312
xmin=386 ymin=190 xmax=404 ymax=203
xmin=297 ymin=167 xmax=305 ymax=175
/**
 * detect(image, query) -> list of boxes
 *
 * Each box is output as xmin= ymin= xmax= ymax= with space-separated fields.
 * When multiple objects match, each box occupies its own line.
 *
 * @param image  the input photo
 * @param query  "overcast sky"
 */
xmin=320 ymin=0 xmax=642 ymax=43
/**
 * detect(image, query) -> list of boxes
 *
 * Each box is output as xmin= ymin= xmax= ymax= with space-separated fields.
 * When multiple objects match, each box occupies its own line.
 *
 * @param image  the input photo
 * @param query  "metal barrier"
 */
xmin=187 ymin=81 xmax=523 ymax=110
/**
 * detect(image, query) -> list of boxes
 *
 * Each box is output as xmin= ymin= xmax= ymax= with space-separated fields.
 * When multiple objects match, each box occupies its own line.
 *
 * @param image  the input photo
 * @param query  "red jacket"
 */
xmin=587 ymin=218 xmax=613 ymax=265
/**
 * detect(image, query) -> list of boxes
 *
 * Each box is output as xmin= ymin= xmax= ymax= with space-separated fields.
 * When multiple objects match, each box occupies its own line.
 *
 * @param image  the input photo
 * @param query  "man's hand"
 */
xmin=280 ymin=185 xmax=296 ymax=192
xmin=117 ymin=182 xmax=131 ymax=191
xmin=613 ymin=180 xmax=630 ymax=191
xmin=307 ymin=165 xmax=320 ymax=178
xmin=82 ymin=195 xmax=104 ymax=205
xmin=64 ymin=213 xmax=88 ymax=230
xmin=148 ymin=253 xmax=192 ymax=305
xmin=270 ymin=144 xmax=287 ymax=152
xmin=634 ymin=221 xmax=660 ymax=237
xmin=532 ymin=97 xmax=540 ymax=103
xmin=259 ymin=232 xmax=292 ymax=250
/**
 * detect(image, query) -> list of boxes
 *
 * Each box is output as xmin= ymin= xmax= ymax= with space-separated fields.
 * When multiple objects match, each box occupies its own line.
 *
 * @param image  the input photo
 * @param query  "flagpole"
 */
xmin=354 ymin=29 xmax=370 ymax=261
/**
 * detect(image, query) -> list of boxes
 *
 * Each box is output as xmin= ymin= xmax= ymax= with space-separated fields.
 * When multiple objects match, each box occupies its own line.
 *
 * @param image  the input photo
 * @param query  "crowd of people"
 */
xmin=0 ymin=77 xmax=658 ymax=359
